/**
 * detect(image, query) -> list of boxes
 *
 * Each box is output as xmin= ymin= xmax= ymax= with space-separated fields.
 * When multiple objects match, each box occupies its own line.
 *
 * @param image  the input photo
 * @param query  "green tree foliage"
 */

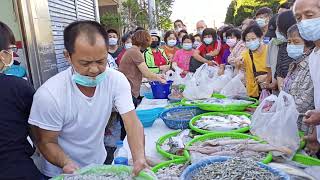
xmin=155 ymin=0 xmax=175 ymax=30
xmin=100 ymin=13 xmax=123 ymax=30
xmin=225 ymin=0 xmax=286 ymax=26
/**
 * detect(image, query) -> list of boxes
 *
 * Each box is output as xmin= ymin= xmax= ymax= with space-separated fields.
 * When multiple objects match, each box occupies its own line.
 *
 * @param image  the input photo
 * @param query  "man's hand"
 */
xmin=160 ymin=65 xmax=170 ymax=73
xmin=62 ymin=160 xmax=79 ymax=174
xmin=304 ymin=110 xmax=320 ymax=126
xmin=132 ymin=159 xmax=149 ymax=176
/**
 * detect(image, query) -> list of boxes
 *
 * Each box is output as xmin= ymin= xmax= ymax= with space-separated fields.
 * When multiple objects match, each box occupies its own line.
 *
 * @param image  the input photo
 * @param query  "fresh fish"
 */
xmin=191 ymin=157 xmax=281 ymax=180
xmin=156 ymin=164 xmax=186 ymax=180
xmin=269 ymin=163 xmax=316 ymax=180
xmin=201 ymin=138 xmax=260 ymax=147
xmin=161 ymin=129 xmax=192 ymax=155
xmin=240 ymin=144 xmax=293 ymax=155
xmin=195 ymin=115 xmax=251 ymax=132
xmin=188 ymin=146 xmax=224 ymax=155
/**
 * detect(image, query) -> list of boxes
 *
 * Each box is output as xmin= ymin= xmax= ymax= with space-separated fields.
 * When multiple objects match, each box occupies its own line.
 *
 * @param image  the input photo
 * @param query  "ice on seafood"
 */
xmin=161 ymin=129 xmax=192 ymax=155
xmin=63 ymin=172 xmax=132 ymax=180
xmin=156 ymin=164 xmax=187 ymax=180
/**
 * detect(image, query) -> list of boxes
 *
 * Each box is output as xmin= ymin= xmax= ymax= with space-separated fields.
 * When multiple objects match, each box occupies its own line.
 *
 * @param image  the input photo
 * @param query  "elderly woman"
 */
xmin=0 ymin=21 xmax=41 ymax=179
xmin=283 ymin=24 xmax=317 ymax=156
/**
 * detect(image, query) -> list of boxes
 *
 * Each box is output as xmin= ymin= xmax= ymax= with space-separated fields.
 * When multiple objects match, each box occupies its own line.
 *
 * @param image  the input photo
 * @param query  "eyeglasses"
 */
xmin=8 ymin=46 xmax=18 ymax=53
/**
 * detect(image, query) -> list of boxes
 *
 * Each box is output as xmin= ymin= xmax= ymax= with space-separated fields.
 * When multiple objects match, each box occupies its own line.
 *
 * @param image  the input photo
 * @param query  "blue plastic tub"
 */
xmin=150 ymin=81 xmax=173 ymax=99
xmin=180 ymin=156 xmax=290 ymax=180
xmin=143 ymin=92 xmax=154 ymax=99
xmin=160 ymin=106 xmax=206 ymax=129
xmin=137 ymin=108 xmax=164 ymax=127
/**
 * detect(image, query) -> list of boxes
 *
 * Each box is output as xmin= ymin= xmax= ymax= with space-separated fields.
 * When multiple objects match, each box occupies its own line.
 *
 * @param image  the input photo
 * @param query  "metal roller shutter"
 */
xmin=48 ymin=0 xmax=97 ymax=72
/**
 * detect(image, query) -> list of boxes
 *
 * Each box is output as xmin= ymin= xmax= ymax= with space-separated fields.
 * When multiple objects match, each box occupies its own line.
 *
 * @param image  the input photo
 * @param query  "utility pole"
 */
xmin=148 ymin=0 xmax=156 ymax=29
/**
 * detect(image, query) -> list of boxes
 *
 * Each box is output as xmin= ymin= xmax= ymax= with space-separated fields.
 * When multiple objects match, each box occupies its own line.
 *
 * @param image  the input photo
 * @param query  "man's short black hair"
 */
xmin=225 ymin=28 xmax=242 ymax=40
xmin=193 ymin=34 xmax=201 ymax=38
xmin=107 ymin=29 xmax=118 ymax=36
xmin=242 ymin=24 xmax=264 ymax=41
xmin=277 ymin=10 xmax=297 ymax=37
xmin=182 ymin=34 xmax=195 ymax=43
xmin=0 ymin=21 xmax=15 ymax=51
xmin=64 ymin=20 xmax=108 ymax=54
xmin=255 ymin=7 xmax=273 ymax=17
xmin=135 ymin=27 xmax=145 ymax=32
xmin=174 ymin=19 xmax=184 ymax=26
xmin=121 ymin=31 xmax=133 ymax=43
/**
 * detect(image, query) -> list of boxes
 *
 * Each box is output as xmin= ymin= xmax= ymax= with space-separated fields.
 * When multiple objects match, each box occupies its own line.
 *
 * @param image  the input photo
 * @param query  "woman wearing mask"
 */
xmin=193 ymin=34 xmax=202 ymax=49
xmin=283 ymin=24 xmax=316 ymax=155
xmin=242 ymin=24 xmax=270 ymax=98
xmin=144 ymin=30 xmax=170 ymax=73
xmin=192 ymin=28 xmax=222 ymax=67
xmin=120 ymin=30 xmax=166 ymax=101
xmin=172 ymin=35 xmax=195 ymax=76
xmin=218 ymin=25 xmax=234 ymax=64
xmin=0 ymin=21 xmax=41 ymax=179
xmin=274 ymin=10 xmax=297 ymax=91
xmin=162 ymin=30 xmax=179 ymax=62
xmin=116 ymin=32 xmax=133 ymax=66
xmin=177 ymin=30 xmax=188 ymax=48
xmin=225 ymin=28 xmax=246 ymax=74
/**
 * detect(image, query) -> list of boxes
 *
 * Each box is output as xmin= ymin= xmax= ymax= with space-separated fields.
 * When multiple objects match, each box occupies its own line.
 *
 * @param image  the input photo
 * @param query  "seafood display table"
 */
xmin=123 ymin=118 xmax=174 ymax=161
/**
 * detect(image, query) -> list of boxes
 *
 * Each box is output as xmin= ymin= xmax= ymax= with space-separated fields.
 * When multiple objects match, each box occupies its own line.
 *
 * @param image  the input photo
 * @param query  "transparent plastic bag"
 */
xmin=220 ymin=73 xmax=247 ymax=97
xmin=183 ymin=64 xmax=213 ymax=100
xmin=259 ymin=89 xmax=271 ymax=102
xmin=251 ymin=91 xmax=300 ymax=159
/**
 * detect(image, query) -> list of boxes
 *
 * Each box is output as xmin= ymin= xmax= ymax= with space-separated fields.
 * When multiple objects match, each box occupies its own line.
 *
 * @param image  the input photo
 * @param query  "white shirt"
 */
xmin=308 ymin=49 xmax=320 ymax=142
xmin=107 ymin=53 xmax=118 ymax=70
xmin=28 ymin=67 xmax=134 ymax=177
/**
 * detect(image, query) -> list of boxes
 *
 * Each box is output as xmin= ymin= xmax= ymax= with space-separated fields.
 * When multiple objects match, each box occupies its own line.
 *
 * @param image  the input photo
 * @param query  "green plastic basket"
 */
xmin=181 ymin=95 xmax=259 ymax=112
xmin=293 ymin=153 xmax=320 ymax=166
xmin=156 ymin=130 xmax=187 ymax=160
xmin=183 ymin=132 xmax=273 ymax=164
xmin=151 ymin=158 xmax=188 ymax=173
xmin=189 ymin=112 xmax=251 ymax=134
xmin=51 ymin=165 xmax=156 ymax=180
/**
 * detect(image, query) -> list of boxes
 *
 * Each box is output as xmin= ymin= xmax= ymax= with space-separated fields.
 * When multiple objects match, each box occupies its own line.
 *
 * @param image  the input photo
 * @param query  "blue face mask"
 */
xmin=203 ymin=37 xmax=213 ymax=45
xmin=276 ymin=31 xmax=287 ymax=42
xmin=298 ymin=17 xmax=320 ymax=41
xmin=72 ymin=69 xmax=107 ymax=87
xmin=256 ymin=18 xmax=267 ymax=28
xmin=182 ymin=43 xmax=193 ymax=50
xmin=167 ymin=39 xmax=177 ymax=47
xmin=287 ymin=44 xmax=305 ymax=60
xmin=246 ymin=39 xmax=260 ymax=51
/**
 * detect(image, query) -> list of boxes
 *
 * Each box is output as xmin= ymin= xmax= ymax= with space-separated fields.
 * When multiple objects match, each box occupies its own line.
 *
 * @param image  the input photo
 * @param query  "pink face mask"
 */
xmin=226 ymin=38 xmax=237 ymax=48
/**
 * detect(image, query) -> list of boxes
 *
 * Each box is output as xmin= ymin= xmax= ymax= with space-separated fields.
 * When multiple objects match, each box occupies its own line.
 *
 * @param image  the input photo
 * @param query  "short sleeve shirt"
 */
xmin=173 ymin=49 xmax=194 ymax=71
xmin=28 ymin=68 xmax=135 ymax=177
xmin=119 ymin=46 xmax=145 ymax=98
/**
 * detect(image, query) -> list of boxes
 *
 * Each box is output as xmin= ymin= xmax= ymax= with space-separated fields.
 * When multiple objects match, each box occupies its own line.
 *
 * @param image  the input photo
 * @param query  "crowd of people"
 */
xmin=1 ymin=0 xmax=320 ymax=179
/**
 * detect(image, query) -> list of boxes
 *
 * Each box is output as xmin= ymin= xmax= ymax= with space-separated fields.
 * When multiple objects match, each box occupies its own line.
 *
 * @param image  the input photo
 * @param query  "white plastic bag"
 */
xmin=251 ymin=91 xmax=300 ymax=159
xmin=183 ymin=64 xmax=213 ymax=100
xmin=220 ymin=73 xmax=247 ymax=97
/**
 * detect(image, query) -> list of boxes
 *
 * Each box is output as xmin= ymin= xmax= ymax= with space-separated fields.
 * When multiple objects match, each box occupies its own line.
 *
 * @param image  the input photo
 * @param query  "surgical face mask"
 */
xmin=108 ymin=38 xmax=118 ymax=46
xmin=72 ymin=69 xmax=107 ymax=87
xmin=256 ymin=18 xmax=267 ymax=28
xmin=150 ymin=41 xmax=159 ymax=48
xmin=297 ymin=17 xmax=320 ymax=41
xmin=182 ymin=43 xmax=193 ymax=50
xmin=125 ymin=43 xmax=132 ymax=49
xmin=167 ymin=39 xmax=177 ymax=47
xmin=276 ymin=31 xmax=287 ymax=42
xmin=203 ymin=37 xmax=213 ymax=45
xmin=175 ymin=27 xmax=183 ymax=33
xmin=287 ymin=44 xmax=305 ymax=60
xmin=226 ymin=38 xmax=237 ymax=47
xmin=246 ymin=39 xmax=260 ymax=51
xmin=193 ymin=41 xmax=201 ymax=49
xmin=197 ymin=29 xmax=204 ymax=35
